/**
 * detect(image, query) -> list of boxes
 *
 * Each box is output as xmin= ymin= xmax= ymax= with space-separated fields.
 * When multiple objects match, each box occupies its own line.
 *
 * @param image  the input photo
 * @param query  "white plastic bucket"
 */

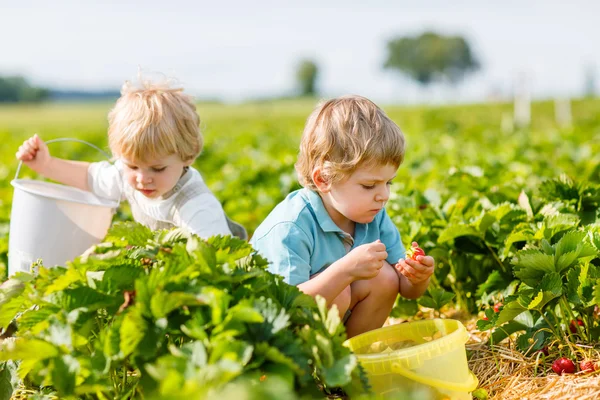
xmin=8 ymin=138 xmax=119 ymax=276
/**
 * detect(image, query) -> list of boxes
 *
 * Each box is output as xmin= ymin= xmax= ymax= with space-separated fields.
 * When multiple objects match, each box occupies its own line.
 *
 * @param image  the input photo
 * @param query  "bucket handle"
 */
xmin=14 ymin=137 xmax=123 ymax=204
xmin=391 ymin=362 xmax=479 ymax=393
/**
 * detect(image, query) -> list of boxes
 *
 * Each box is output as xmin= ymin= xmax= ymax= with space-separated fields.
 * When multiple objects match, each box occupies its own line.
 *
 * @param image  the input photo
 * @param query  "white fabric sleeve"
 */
xmin=176 ymin=193 xmax=232 ymax=238
xmin=87 ymin=161 xmax=125 ymax=202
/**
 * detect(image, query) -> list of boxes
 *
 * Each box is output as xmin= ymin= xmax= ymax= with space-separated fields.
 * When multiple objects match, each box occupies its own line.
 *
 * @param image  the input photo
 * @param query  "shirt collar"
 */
xmin=159 ymin=167 xmax=194 ymax=200
xmin=302 ymin=188 xmax=347 ymax=234
xmin=302 ymin=188 xmax=371 ymax=244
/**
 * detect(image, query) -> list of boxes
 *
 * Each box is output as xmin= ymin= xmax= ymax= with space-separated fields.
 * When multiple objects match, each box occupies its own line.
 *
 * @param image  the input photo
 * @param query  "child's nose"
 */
xmin=375 ymin=188 xmax=390 ymax=202
xmin=136 ymin=173 xmax=152 ymax=184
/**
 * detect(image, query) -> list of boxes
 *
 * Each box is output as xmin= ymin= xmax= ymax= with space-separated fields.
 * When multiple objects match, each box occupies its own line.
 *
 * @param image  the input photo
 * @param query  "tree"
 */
xmin=384 ymin=31 xmax=480 ymax=86
xmin=296 ymin=59 xmax=319 ymax=96
xmin=0 ymin=76 xmax=49 ymax=103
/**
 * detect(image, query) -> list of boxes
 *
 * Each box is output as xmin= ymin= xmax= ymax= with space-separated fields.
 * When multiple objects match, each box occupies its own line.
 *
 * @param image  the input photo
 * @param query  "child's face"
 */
xmin=322 ymin=163 xmax=397 ymax=227
xmin=122 ymin=154 xmax=192 ymax=198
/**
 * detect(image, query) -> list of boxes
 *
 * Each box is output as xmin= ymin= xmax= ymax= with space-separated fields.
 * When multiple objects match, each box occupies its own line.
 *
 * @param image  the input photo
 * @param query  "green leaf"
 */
xmin=0 ymin=296 xmax=24 ymax=328
xmin=0 ymin=279 xmax=25 ymax=306
xmin=496 ymin=300 xmax=528 ymax=325
xmin=254 ymin=342 xmax=303 ymax=374
xmin=44 ymin=267 xmax=83 ymax=295
xmin=316 ymin=295 xmax=342 ymax=336
xmin=566 ymin=267 xmax=582 ymax=304
xmin=51 ymin=354 xmax=79 ymax=396
xmin=541 ymin=239 xmax=554 ymax=255
xmin=518 ymin=191 xmax=534 ymax=219
xmin=489 ymin=320 xmax=528 ymax=344
xmin=542 ymin=214 xmax=580 ymax=239
xmin=476 ymin=270 xmax=510 ymax=297
xmin=538 ymin=272 xmax=562 ymax=296
xmin=0 ymin=361 xmax=17 ymax=400
xmin=120 ymin=307 xmax=147 ymax=357
xmin=513 ymin=250 xmax=556 ymax=286
xmin=556 ymin=250 xmax=579 ymax=273
xmin=225 ymin=302 xmax=265 ymax=324
xmin=502 ymin=230 xmax=533 ymax=259
xmin=526 ymin=289 xmax=560 ymax=312
xmin=418 ymin=288 xmax=454 ymax=311
xmin=0 ymin=338 xmax=59 ymax=361
xmin=100 ymin=265 xmax=143 ymax=293
xmin=150 ymin=291 xmax=202 ymax=319
xmin=52 ymin=286 xmax=116 ymax=312
xmin=321 ymin=354 xmax=357 ymax=387
xmin=106 ymin=222 xmax=153 ymax=246
xmin=555 ymin=231 xmax=586 ymax=258
xmin=594 ymin=280 xmax=600 ymax=305
xmin=437 ymin=224 xmax=481 ymax=243
xmin=390 ymin=297 xmax=419 ymax=318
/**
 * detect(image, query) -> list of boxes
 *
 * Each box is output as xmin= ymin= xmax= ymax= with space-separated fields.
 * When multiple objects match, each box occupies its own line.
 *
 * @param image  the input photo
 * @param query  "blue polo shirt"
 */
xmin=250 ymin=188 xmax=406 ymax=285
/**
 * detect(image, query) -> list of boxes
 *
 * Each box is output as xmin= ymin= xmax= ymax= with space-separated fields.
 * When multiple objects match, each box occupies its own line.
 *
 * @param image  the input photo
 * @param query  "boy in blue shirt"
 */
xmin=251 ymin=95 xmax=434 ymax=338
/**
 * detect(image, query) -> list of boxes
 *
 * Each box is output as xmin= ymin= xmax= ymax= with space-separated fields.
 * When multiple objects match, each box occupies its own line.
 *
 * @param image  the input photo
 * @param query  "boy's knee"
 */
xmin=374 ymin=262 xmax=400 ymax=299
xmin=333 ymin=285 xmax=352 ymax=316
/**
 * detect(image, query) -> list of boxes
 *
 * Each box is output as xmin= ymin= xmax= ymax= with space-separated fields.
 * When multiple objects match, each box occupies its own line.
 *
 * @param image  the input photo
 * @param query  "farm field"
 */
xmin=0 ymin=98 xmax=599 ymax=399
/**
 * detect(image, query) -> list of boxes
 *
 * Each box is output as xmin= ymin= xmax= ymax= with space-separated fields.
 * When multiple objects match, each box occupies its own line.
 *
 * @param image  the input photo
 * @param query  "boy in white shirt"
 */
xmin=15 ymin=74 xmax=246 ymax=240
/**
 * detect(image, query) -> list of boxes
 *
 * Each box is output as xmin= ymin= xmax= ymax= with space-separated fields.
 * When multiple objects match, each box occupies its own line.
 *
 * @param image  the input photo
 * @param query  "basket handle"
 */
xmin=391 ymin=362 xmax=479 ymax=393
xmin=14 ymin=137 xmax=113 ymax=180
xmin=14 ymin=137 xmax=123 ymax=204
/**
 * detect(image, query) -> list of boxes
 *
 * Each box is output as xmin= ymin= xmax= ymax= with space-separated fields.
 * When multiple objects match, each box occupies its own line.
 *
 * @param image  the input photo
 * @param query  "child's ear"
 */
xmin=312 ymin=167 xmax=331 ymax=193
xmin=184 ymin=159 xmax=194 ymax=167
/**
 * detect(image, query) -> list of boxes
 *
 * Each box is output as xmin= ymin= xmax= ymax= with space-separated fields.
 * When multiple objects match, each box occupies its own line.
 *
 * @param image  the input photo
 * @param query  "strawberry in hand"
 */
xmin=406 ymin=244 xmax=425 ymax=261
xmin=395 ymin=242 xmax=434 ymax=286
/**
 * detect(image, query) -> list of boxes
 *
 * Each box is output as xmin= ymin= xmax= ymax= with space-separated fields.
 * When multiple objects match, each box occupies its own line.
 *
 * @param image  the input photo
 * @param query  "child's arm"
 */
xmin=297 ymin=259 xmax=353 ymax=305
xmin=252 ymin=223 xmax=387 ymax=305
xmin=298 ymin=240 xmax=388 ymax=305
xmin=377 ymin=210 xmax=434 ymax=298
xmin=16 ymin=134 xmax=90 ymax=191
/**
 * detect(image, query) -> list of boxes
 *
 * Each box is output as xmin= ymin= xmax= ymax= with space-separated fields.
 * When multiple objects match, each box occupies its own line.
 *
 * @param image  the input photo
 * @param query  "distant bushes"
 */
xmin=0 ymin=76 xmax=49 ymax=103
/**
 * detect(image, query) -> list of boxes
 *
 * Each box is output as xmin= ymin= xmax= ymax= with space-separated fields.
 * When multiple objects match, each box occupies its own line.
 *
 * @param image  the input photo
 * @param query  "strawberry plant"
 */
xmin=0 ymin=223 xmax=370 ymax=398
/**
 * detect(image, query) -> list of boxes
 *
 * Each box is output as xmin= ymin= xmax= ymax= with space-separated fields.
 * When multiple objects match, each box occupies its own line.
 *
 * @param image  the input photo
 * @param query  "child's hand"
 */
xmin=15 ymin=134 xmax=51 ymax=174
xmin=346 ymin=239 xmax=388 ymax=280
xmin=395 ymin=242 xmax=434 ymax=285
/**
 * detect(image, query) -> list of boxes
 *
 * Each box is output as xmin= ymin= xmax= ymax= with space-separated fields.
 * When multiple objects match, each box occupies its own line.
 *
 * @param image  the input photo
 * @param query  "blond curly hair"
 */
xmin=107 ymin=71 xmax=202 ymax=162
xmin=295 ymin=95 xmax=405 ymax=190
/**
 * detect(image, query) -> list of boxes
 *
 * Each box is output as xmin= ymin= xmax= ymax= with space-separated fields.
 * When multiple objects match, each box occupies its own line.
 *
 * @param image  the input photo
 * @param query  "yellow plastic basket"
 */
xmin=344 ymin=319 xmax=478 ymax=400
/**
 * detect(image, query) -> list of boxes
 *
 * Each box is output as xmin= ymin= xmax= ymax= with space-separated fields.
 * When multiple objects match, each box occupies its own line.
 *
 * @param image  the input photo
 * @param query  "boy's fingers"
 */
xmin=419 ymin=255 xmax=434 ymax=267
xmin=373 ymin=242 xmax=386 ymax=251
xmin=404 ymin=258 xmax=429 ymax=272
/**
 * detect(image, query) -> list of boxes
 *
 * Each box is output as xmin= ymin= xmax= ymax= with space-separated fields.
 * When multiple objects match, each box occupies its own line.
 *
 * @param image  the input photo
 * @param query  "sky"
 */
xmin=1 ymin=0 xmax=599 ymax=103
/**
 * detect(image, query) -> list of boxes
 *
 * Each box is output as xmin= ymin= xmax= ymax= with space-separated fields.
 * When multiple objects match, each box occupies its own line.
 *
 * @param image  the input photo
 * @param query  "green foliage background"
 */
xmin=0 ymin=98 xmax=599 ymax=397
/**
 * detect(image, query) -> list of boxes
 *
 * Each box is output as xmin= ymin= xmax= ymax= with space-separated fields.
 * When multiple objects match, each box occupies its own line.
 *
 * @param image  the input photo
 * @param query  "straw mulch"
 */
xmin=462 ymin=316 xmax=600 ymax=400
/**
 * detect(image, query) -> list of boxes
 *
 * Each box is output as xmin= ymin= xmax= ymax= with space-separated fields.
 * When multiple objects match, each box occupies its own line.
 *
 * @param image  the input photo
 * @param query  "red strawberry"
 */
xmin=407 ymin=245 xmax=426 ymax=261
xmin=552 ymin=357 xmax=576 ymax=375
xmin=493 ymin=303 xmax=503 ymax=313
xmin=580 ymin=360 xmax=596 ymax=373
xmin=569 ymin=319 xmax=584 ymax=334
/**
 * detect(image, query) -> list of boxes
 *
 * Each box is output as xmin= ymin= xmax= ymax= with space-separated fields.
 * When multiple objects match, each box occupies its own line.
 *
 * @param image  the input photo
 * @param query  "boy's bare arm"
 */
xmin=16 ymin=134 xmax=90 ymax=191
xmin=398 ymin=273 xmax=430 ymax=299
xmin=43 ymin=158 xmax=91 ymax=191
xmin=297 ymin=259 xmax=354 ymax=305
xmin=297 ymin=240 xmax=388 ymax=305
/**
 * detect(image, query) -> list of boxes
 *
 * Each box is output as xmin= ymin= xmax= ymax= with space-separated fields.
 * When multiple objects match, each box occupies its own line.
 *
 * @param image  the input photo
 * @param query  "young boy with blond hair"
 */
xmin=251 ymin=95 xmax=434 ymax=338
xmin=16 ymin=74 xmax=246 ymax=240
